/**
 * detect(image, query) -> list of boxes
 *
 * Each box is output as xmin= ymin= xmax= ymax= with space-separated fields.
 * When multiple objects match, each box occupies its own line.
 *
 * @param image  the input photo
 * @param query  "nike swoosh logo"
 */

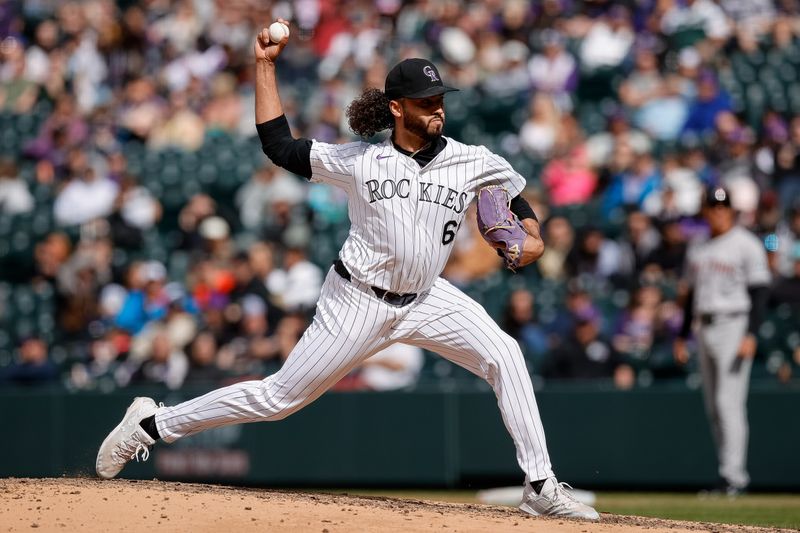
xmin=376 ymin=154 xmax=393 ymax=160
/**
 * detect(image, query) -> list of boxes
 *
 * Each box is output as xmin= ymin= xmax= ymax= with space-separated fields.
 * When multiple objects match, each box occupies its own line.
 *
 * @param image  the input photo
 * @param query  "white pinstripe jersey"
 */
xmin=309 ymin=136 xmax=526 ymax=294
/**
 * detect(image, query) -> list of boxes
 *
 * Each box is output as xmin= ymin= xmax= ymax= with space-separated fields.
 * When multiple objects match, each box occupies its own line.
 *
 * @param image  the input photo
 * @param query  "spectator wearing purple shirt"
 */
xmin=681 ymin=70 xmax=732 ymax=139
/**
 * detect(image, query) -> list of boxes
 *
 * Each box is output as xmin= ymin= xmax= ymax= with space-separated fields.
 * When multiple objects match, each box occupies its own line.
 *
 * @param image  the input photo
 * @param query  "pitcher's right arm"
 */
xmin=254 ymin=20 xmax=313 ymax=179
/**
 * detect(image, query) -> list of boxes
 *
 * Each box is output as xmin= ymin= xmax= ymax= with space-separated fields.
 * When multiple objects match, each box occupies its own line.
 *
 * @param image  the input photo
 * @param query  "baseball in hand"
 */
xmin=268 ymin=21 xmax=290 ymax=43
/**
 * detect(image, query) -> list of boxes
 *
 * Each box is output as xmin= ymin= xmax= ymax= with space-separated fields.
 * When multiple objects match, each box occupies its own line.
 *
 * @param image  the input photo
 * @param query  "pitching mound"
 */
xmin=0 ymin=478 xmax=785 ymax=533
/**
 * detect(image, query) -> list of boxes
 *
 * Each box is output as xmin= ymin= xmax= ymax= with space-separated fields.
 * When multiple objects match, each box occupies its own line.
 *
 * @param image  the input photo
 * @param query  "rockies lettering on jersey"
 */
xmin=310 ymin=136 xmax=525 ymax=294
xmin=366 ymin=179 xmax=469 ymax=214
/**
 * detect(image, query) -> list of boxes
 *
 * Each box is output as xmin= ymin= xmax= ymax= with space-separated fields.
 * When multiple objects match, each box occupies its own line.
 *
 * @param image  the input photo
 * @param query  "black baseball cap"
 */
xmin=705 ymin=186 xmax=732 ymax=208
xmin=384 ymin=58 xmax=459 ymax=100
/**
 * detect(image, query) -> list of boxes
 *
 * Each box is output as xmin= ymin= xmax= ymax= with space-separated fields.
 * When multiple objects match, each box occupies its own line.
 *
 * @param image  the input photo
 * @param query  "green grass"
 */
xmin=337 ymin=489 xmax=800 ymax=529
xmin=595 ymin=492 xmax=800 ymax=529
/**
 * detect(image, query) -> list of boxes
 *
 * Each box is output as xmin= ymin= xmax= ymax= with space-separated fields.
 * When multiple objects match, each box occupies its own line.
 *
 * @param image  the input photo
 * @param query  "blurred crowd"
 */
xmin=1 ymin=0 xmax=800 ymax=392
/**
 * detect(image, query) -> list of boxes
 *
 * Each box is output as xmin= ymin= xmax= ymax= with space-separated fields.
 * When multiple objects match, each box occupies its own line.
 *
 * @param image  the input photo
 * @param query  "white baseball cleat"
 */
xmin=519 ymin=478 xmax=600 ymax=520
xmin=96 ymin=397 xmax=159 ymax=479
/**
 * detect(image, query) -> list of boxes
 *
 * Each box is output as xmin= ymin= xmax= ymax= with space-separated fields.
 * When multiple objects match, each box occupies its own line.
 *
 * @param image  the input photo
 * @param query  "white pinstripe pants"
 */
xmin=156 ymin=267 xmax=554 ymax=482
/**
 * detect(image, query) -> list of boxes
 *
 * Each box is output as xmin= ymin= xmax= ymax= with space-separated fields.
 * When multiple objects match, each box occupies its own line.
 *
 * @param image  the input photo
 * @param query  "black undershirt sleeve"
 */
xmin=255 ymin=114 xmax=313 ymax=179
xmin=679 ymin=288 xmax=694 ymax=339
xmin=510 ymin=195 xmax=538 ymax=222
xmin=746 ymin=285 xmax=769 ymax=337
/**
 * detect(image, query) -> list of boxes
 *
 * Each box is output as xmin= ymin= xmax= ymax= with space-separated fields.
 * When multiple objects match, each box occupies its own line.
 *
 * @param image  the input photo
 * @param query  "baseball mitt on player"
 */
xmin=476 ymin=185 xmax=527 ymax=271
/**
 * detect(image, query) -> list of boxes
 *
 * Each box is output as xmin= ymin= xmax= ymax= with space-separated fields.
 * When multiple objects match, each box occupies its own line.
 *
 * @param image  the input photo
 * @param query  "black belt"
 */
xmin=700 ymin=312 xmax=747 ymax=325
xmin=333 ymin=260 xmax=417 ymax=307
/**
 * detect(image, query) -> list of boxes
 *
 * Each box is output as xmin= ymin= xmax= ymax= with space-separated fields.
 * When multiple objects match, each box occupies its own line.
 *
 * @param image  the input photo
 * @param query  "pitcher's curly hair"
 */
xmin=346 ymin=88 xmax=394 ymax=138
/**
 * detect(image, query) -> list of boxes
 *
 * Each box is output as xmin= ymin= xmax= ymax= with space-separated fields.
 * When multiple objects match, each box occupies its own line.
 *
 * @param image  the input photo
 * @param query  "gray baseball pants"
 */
xmin=696 ymin=314 xmax=752 ymax=489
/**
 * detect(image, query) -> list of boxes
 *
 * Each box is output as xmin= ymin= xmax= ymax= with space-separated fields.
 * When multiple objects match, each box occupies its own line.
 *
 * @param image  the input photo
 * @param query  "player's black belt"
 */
xmin=699 ymin=311 xmax=747 ymax=325
xmin=333 ymin=259 xmax=417 ymax=307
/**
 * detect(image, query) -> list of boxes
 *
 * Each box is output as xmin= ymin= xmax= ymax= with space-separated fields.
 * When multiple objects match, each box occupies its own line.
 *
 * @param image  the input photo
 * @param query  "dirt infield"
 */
xmin=0 ymin=478 xmax=788 ymax=533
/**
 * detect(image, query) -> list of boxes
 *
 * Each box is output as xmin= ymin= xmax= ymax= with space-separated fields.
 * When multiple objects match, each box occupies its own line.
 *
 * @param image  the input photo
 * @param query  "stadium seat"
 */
xmin=667 ymin=27 xmax=706 ymax=50
xmin=778 ymin=63 xmax=797 ymax=83
xmin=159 ymin=163 xmax=181 ymax=187
xmin=0 ymin=329 xmax=10 ymax=352
xmin=576 ymin=103 xmax=607 ymax=136
xmin=167 ymin=250 xmax=191 ymax=281
xmin=788 ymin=82 xmax=800 ymax=114
xmin=731 ymin=58 xmax=756 ymax=85
xmin=744 ymin=84 xmax=767 ymax=127
xmin=14 ymin=317 xmax=35 ymax=340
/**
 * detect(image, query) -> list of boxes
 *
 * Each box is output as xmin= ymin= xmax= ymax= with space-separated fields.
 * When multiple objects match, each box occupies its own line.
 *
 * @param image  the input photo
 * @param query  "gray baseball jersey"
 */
xmin=686 ymin=226 xmax=770 ymax=314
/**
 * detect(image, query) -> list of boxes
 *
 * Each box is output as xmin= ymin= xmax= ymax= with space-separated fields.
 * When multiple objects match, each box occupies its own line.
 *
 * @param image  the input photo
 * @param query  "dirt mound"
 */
xmin=0 ymin=478 xmax=785 ymax=533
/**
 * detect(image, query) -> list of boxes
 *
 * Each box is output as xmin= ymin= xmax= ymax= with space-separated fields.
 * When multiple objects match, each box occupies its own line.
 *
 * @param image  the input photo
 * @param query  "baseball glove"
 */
xmin=476 ymin=185 xmax=527 ymax=271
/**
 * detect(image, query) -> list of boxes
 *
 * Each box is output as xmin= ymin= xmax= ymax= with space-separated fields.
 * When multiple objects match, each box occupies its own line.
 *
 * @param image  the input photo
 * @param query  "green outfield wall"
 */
xmin=1 ymin=384 xmax=797 ymax=489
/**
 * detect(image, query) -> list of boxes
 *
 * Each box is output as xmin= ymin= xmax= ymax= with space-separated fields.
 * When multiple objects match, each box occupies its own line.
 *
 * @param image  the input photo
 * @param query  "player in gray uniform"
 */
xmin=674 ymin=187 xmax=770 ymax=495
xmin=95 ymin=21 xmax=599 ymax=520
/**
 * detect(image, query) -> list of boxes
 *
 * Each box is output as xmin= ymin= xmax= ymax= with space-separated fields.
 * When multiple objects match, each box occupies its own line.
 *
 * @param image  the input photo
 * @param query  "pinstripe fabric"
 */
xmin=156 ymin=269 xmax=396 ymax=442
xmin=156 ymin=271 xmax=554 ymax=481
xmin=309 ymin=137 xmax=525 ymax=294
xmin=154 ymin=136 xmax=554 ymax=483
xmin=397 ymin=276 xmax=553 ymax=481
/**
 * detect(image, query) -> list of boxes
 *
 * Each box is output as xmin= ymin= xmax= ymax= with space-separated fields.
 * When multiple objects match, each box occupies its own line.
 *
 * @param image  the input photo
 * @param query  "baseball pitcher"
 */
xmin=96 ymin=20 xmax=599 ymax=520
